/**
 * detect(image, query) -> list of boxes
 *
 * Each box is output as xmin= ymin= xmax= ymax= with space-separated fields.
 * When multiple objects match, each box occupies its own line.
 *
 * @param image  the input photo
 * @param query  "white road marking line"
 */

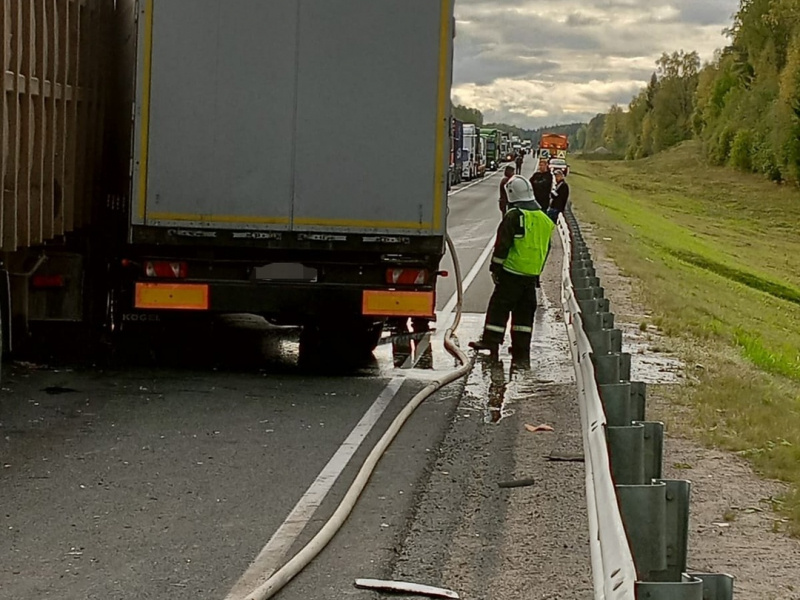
xmin=399 ymin=332 xmax=432 ymax=370
xmin=224 ymin=377 xmax=405 ymax=600
xmin=434 ymin=234 xmax=496 ymax=339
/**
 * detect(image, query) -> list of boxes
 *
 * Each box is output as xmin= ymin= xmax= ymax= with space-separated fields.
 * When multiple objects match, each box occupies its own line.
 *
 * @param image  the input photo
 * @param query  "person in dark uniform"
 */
xmin=469 ymin=175 xmax=555 ymax=366
xmin=547 ymin=169 xmax=570 ymax=222
xmin=529 ymin=158 xmax=553 ymax=211
xmin=514 ymin=151 xmax=524 ymax=175
xmin=498 ymin=164 xmax=516 ymax=214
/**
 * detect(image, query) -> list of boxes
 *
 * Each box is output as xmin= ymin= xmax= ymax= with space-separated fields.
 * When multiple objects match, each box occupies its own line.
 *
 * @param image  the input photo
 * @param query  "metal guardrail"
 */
xmin=557 ymin=210 xmax=735 ymax=600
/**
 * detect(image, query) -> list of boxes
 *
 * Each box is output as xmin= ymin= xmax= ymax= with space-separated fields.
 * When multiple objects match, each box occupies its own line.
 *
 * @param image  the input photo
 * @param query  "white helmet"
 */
xmin=505 ymin=175 xmax=535 ymax=204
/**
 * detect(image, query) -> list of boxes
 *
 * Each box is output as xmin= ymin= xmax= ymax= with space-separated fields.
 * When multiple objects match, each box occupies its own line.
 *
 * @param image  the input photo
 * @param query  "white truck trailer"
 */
xmin=1 ymin=0 xmax=457 ymax=360
xmin=461 ymin=123 xmax=478 ymax=181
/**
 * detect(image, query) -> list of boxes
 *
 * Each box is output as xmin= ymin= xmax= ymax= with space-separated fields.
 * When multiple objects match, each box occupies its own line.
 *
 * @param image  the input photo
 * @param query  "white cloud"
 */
xmin=452 ymin=0 xmax=739 ymax=128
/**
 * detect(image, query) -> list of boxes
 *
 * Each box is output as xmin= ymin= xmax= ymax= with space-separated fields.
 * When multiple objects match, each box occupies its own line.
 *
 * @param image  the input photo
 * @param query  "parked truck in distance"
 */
xmin=480 ymin=129 xmax=502 ymax=170
xmin=0 ymin=0 xmax=457 ymax=366
xmin=461 ymin=123 xmax=479 ymax=181
xmin=450 ymin=118 xmax=464 ymax=187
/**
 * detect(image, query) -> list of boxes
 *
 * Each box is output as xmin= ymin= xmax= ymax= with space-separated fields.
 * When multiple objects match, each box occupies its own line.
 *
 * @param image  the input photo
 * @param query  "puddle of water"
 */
xmin=618 ymin=322 xmax=684 ymax=385
xmin=529 ymin=293 xmax=577 ymax=386
xmin=459 ymin=294 xmax=576 ymax=423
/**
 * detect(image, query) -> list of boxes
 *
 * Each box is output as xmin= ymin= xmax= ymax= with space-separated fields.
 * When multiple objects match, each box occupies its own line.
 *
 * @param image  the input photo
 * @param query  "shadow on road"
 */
xmin=19 ymin=315 xmax=382 ymax=377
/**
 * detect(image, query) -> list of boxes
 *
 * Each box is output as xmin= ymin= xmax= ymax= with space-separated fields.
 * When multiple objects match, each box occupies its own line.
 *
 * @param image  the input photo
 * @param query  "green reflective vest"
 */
xmin=503 ymin=208 xmax=555 ymax=276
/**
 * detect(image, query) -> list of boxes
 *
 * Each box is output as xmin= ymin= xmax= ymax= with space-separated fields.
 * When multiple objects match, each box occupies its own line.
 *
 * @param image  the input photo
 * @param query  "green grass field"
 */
xmin=569 ymin=141 xmax=800 ymax=532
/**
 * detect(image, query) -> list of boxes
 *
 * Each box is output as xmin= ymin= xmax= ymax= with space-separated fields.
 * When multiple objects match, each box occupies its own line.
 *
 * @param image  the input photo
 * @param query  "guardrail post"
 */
xmin=634 ymin=570 xmax=733 ymax=599
xmin=619 ymin=349 xmax=631 ymax=380
xmin=617 ymin=482 xmax=668 ymax=577
xmin=592 ymin=353 xmax=620 ymax=383
xmin=641 ymin=422 xmax=664 ymax=481
xmin=631 ymin=381 xmax=647 ymax=421
xmin=652 ymin=479 xmax=690 ymax=582
xmin=575 ymin=286 xmax=605 ymax=301
xmin=583 ymin=310 xmax=615 ymax=332
xmin=617 ymin=479 xmax=691 ymax=584
xmin=572 ymin=258 xmax=594 ymax=269
xmin=573 ymin=259 xmax=594 ymax=270
xmin=610 ymin=329 xmax=624 ymax=354
xmin=689 ymin=573 xmax=734 ymax=600
xmin=636 ymin=575 xmax=704 ymax=599
xmin=578 ymin=297 xmax=610 ymax=315
xmin=607 ymin=424 xmax=645 ymax=484
xmin=572 ymin=266 xmax=597 ymax=280
xmin=588 ymin=330 xmax=611 ymax=355
xmin=573 ymin=275 xmax=601 ymax=288
xmin=599 ymin=382 xmax=631 ymax=426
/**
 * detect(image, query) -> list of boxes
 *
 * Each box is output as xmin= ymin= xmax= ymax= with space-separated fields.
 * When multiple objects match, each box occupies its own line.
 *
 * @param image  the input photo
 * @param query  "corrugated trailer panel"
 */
xmin=1 ymin=0 xmax=107 ymax=253
xmin=133 ymin=0 xmax=298 ymax=229
xmin=132 ymin=0 xmax=454 ymax=236
xmin=292 ymin=0 xmax=450 ymax=233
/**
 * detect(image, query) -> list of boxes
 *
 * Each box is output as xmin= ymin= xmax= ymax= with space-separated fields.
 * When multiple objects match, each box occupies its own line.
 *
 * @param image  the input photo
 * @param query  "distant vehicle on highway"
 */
xmin=548 ymin=158 xmax=569 ymax=177
xmin=538 ymin=133 xmax=570 ymax=160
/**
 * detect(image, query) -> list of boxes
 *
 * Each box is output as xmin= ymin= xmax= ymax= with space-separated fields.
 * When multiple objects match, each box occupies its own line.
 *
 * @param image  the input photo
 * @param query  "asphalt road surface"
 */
xmin=0 ymin=163 xmax=591 ymax=599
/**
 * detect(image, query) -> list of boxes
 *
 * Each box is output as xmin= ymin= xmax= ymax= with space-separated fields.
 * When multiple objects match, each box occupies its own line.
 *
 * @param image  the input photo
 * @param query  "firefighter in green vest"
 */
xmin=469 ymin=175 xmax=555 ymax=365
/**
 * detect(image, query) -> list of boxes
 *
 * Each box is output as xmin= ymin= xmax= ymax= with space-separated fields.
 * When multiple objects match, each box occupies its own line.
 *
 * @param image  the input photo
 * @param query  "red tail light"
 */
xmin=144 ymin=261 xmax=188 ymax=279
xmin=386 ymin=268 xmax=429 ymax=285
xmin=32 ymin=275 xmax=65 ymax=288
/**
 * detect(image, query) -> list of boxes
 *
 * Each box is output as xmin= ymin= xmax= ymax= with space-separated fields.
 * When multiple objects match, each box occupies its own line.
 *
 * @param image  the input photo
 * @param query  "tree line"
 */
xmin=580 ymin=0 xmax=800 ymax=182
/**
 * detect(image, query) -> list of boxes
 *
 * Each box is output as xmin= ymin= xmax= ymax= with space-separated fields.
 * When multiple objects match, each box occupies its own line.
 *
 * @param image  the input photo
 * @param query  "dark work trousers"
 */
xmin=481 ymin=270 xmax=538 ymax=358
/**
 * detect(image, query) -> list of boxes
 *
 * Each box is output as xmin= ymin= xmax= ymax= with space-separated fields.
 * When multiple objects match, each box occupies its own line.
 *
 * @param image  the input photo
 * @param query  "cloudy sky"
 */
xmin=452 ymin=0 xmax=740 ymax=129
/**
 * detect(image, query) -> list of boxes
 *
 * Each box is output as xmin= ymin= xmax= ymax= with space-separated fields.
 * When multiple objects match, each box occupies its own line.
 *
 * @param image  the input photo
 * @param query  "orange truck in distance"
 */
xmin=537 ymin=133 xmax=570 ymax=161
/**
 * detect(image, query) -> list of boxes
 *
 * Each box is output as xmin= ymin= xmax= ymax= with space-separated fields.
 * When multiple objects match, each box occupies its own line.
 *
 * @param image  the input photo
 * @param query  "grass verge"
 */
xmin=569 ymin=141 xmax=800 ymax=533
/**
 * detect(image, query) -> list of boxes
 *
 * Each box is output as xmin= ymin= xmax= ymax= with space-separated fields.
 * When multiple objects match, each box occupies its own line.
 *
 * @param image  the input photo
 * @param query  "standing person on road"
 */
xmin=498 ymin=165 xmax=516 ymax=214
xmin=469 ymin=176 xmax=555 ymax=367
xmin=515 ymin=151 xmax=524 ymax=175
xmin=547 ymin=169 xmax=570 ymax=222
xmin=529 ymin=158 xmax=553 ymax=211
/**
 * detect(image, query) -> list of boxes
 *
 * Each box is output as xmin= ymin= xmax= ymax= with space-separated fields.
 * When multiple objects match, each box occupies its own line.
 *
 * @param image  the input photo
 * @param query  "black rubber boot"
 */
xmin=511 ymin=354 xmax=531 ymax=370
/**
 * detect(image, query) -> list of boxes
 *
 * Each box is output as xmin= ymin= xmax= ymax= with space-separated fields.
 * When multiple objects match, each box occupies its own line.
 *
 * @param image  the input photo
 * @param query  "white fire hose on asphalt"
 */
xmin=241 ymin=233 xmax=472 ymax=600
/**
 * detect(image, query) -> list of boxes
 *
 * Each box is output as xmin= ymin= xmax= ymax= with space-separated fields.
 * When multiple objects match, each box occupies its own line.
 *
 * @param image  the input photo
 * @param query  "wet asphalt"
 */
xmin=0 ymin=164 xmax=591 ymax=600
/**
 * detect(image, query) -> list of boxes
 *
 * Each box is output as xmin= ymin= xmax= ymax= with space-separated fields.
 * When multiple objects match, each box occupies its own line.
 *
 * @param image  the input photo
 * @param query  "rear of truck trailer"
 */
xmin=115 ymin=0 xmax=455 ymax=352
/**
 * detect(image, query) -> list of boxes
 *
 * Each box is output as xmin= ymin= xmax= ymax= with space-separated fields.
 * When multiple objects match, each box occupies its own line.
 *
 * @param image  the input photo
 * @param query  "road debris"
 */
xmin=355 ymin=578 xmax=460 ymax=599
xmin=15 ymin=361 xmax=45 ymax=370
xmin=497 ymin=478 xmax=536 ymax=489
xmin=43 ymin=386 xmax=79 ymax=395
xmin=525 ymin=423 xmax=554 ymax=433
xmin=545 ymin=453 xmax=584 ymax=463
